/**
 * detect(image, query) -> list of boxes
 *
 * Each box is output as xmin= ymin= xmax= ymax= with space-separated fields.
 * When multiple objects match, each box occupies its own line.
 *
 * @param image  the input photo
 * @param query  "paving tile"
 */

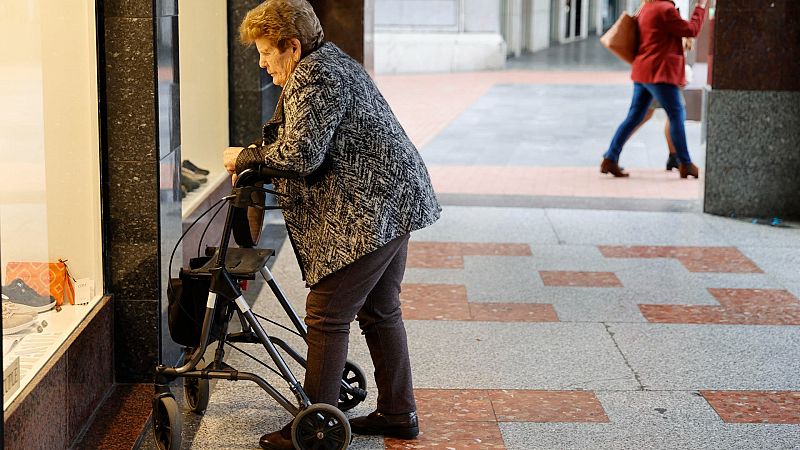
xmin=468 ymin=303 xmax=559 ymax=322
xmin=410 ymin=206 xmax=559 ymax=244
xmin=414 ymin=389 xmax=495 ymax=421
xmin=400 ymin=284 xmax=471 ymax=321
xmin=540 ymin=271 xmax=622 ymax=287
xmin=488 ymin=390 xmax=608 ymax=423
xmin=640 ymin=289 xmax=800 ymax=325
xmin=608 ymin=323 xmax=800 ymax=390
xmin=701 ymin=391 xmax=800 ymax=424
xmin=385 ymin=420 xmax=506 ymax=449
xmin=599 ymin=245 xmax=762 ymax=273
xmin=407 ymin=242 xmax=532 ymax=269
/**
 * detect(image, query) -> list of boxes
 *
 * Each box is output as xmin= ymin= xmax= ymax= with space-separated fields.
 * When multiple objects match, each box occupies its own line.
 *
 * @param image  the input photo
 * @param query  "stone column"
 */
xmin=704 ymin=1 xmax=800 ymax=220
xmin=101 ymin=0 xmax=182 ymax=382
xmin=313 ymin=0 xmax=374 ymax=70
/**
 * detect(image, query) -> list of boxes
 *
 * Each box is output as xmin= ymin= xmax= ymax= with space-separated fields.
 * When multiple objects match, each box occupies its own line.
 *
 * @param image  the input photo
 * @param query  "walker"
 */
xmin=153 ymin=166 xmax=366 ymax=450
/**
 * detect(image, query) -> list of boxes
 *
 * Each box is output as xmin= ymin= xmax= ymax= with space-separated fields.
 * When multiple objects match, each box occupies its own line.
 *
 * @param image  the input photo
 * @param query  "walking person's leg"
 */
xmin=602 ymin=83 xmax=654 ymax=177
xmin=664 ymin=118 xmax=679 ymax=170
xmin=645 ymin=83 xmax=697 ymax=177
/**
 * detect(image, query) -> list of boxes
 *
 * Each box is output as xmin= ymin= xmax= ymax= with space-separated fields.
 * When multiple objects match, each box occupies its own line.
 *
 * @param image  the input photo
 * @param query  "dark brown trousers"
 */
xmin=303 ymin=234 xmax=416 ymax=414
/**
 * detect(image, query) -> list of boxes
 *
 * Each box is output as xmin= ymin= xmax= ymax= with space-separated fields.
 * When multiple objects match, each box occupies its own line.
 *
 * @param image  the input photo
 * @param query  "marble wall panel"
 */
xmin=114 ymin=300 xmax=160 ymax=383
xmin=313 ymin=0 xmax=368 ymax=64
xmin=104 ymin=0 xmax=154 ymax=18
xmin=3 ymin=358 xmax=68 ymax=449
xmin=713 ymin=0 xmax=799 ymax=91
xmin=104 ymin=17 xmax=157 ymax=162
xmin=704 ymin=89 xmax=800 ymax=220
xmin=228 ymin=0 xmax=264 ymax=146
xmin=66 ymin=300 xmax=114 ymax=444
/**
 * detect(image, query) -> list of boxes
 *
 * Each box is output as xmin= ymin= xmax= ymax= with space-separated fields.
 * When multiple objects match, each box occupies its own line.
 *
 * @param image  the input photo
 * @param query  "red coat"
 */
xmin=631 ymin=0 xmax=706 ymax=86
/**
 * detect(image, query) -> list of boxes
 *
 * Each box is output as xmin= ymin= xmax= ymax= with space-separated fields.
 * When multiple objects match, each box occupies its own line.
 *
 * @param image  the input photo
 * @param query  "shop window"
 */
xmin=0 ymin=1 xmax=103 ymax=408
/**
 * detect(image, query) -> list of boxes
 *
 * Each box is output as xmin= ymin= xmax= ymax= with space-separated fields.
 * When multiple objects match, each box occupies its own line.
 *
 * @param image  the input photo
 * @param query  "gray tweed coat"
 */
xmin=236 ymin=42 xmax=441 ymax=285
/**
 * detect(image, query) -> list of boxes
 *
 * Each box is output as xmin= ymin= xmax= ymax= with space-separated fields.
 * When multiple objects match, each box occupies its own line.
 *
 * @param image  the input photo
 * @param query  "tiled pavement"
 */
xmin=149 ymin=41 xmax=800 ymax=449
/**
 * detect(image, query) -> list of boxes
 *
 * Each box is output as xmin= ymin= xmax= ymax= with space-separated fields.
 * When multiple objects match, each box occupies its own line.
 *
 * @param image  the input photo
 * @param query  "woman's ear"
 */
xmin=290 ymin=38 xmax=302 ymax=60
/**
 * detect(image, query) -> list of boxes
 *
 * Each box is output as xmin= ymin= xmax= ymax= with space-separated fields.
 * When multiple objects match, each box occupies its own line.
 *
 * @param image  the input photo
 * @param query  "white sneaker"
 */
xmin=2 ymin=301 xmax=38 ymax=335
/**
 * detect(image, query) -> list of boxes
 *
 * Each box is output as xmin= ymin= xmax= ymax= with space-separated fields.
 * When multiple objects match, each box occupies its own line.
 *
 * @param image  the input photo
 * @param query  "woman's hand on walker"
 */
xmin=223 ymin=146 xmax=244 ymax=184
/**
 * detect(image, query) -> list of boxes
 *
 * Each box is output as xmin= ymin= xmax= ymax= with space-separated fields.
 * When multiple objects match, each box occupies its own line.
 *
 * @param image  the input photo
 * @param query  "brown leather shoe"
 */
xmin=678 ymin=163 xmax=699 ymax=179
xmin=600 ymin=158 xmax=629 ymax=177
xmin=350 ymin=410 xmax=419 ymax=439
xmin=259 ymin=422 xmax=293 ymax=450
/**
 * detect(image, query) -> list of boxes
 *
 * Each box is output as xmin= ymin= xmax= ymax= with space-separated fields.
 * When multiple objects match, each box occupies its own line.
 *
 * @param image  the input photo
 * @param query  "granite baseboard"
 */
xmin=3 ymin=297 xmax=114 ymax=450
xmin=704 ymin=89 xmax=800 ymax=220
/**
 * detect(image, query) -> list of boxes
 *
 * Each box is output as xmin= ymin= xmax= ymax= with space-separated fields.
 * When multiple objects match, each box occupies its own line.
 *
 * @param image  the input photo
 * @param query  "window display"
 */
xmin=1 ymin=0 xmax=103 ymax=408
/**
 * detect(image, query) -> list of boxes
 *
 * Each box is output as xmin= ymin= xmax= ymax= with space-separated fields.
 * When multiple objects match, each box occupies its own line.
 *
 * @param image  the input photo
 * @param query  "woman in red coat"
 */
xmin=601 ymin=0 xmax=707 ymax=178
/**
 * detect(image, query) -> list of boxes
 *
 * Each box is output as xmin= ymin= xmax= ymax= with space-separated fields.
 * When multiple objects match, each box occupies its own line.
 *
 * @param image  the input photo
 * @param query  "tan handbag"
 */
xmin=600 ymin=10 xmax=640 ymax=64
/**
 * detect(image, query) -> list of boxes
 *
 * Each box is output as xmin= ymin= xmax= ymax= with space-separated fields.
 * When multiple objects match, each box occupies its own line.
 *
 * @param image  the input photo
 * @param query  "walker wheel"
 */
xmin=184 ymin=375 xmax=210 ymax=414
xmin=153 ymin=395 xmax=182 ymax=450
xmin=291 ymin=403 xmax=351 ymax=450
xmin=338 ymin=360 xmax=367 ymax=412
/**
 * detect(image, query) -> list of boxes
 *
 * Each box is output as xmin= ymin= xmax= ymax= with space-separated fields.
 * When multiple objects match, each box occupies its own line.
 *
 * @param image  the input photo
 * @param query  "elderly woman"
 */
xmin=600 ymin=0 xmax=707 ymax=178
xmin=223 ymin=0 xmax=440 ymax=448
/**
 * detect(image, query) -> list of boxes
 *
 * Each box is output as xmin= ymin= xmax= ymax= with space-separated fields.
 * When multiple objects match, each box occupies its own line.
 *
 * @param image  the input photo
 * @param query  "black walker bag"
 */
xmin=167 ymin=256 xmax=226 ymax=347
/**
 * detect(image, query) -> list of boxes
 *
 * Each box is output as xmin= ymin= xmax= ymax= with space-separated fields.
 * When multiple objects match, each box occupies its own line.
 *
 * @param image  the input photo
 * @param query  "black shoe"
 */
xmin=259 ymin=422 xmax=293 ymax=450
xmin=182 ymin=159 xmax=210 ymax=175
xmin=666 ymin=154 xmax=679 ymax=171
xmin=350 ymin=410 xmax=419 ymax=439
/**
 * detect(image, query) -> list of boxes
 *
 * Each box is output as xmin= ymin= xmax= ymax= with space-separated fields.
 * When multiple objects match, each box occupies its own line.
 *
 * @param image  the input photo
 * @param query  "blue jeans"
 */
xmin=604 ymin=83 xmax=692 ymax=165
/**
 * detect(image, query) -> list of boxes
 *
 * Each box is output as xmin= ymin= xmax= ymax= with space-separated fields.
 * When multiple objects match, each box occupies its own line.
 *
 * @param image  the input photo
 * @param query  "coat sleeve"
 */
xmin=662 ymin=5 xmax=706 ymax=38
xmin=257 ymin=71 xmax=347 ymax=176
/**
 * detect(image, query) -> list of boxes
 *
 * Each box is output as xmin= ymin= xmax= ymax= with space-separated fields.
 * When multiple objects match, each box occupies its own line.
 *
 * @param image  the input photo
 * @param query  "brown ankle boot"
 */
xmin=678 ymin=163 xmax=699 ymax=179
xmin=600 ymin=158 xmax=629 ymax=177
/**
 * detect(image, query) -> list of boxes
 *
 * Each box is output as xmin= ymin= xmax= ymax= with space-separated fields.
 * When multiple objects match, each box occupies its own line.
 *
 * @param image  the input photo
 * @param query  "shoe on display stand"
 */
xmin=2 ymin=279 xmax=57 ymax=313
xmin=182 ymin=159 xmax=210 ymax=176
xmin=181 ymin=167 xmax=207 ymax=184
xmin=2 ymin=301 xmax=40 ymax=335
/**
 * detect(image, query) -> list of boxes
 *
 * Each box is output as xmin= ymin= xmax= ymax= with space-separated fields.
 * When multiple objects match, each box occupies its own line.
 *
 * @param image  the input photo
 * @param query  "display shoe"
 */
xmin=350 ymin=410 xmax=419 ymax=439
xmin=665 ymin=153 xmax=679 ymax=171
xmin=2 ymin=279 xmax=56 ymax=312
xmin=678 ymin=163 xmax=700 ymax=179
xmin=600 ymin=158 xmax=630 ymax=178
xmin=2 ymin=301 xmax=38 ymax=335
xmin=181 ymin=167 xmax=207 ymax=184
xmin=182 ymin=159 xmax=210 ymax=176
xmin=181 ymin=174 xmax=201 ymax=192
xmin=259 ymin=422 xmax=293 ymax=450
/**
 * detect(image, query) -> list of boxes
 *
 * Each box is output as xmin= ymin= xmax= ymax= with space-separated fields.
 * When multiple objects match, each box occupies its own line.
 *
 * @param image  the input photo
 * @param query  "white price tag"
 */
xmin=74 ymin=278 xmax=94 ymax=304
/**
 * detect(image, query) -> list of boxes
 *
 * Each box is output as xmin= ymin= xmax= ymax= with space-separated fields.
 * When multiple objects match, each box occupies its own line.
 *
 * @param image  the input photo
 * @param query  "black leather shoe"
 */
xmin=665 ymin=153 xmax=679 ymax=171
xmin=259 ymin=422 xmax=293 ymax=450
xmin=350 ymin=410 xmax=419 ymax=439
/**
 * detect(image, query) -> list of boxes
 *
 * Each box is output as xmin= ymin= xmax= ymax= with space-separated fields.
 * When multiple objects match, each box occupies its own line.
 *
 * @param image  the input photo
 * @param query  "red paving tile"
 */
xmin=488 ymin=390 xmax=609 ymax=423
xmin=468 ymin=303 xmax=559 ymax=322
xmin=599 ymin=246 xmax=762 ymax=273
xmin=401 ymin=284 xmax=472 ymax=321
xmin=387 ymin=389 xmax=609 ymax=449
xmin=385 ymin=420 xmax=506 ymax=449
xmin=400 ymin=284 xmax=558 ymax=322
xmin=384 ymin=389 xmax=608 ymax=449
xmin=540 ymin=271 xmax=623 ymax=287
xmin=407 ymin=242 xmax=532 ymax=269
xmin=640 ymin=289 xmax=800 ymax=325
xmin=701 ymin=391 xmax=800 ymax=424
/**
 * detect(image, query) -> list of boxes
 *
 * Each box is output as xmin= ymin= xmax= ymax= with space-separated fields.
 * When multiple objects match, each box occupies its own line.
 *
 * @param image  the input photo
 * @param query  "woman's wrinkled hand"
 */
xmin=224 ymin=146 xmax=243 ymax=185
xmin=224 ymin=146 xmax=244 ymax=173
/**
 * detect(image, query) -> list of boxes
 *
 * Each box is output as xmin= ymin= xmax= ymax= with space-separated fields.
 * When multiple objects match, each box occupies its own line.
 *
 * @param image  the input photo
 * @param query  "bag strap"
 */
xmin=59 ymin=259 xmax=86 ymax=306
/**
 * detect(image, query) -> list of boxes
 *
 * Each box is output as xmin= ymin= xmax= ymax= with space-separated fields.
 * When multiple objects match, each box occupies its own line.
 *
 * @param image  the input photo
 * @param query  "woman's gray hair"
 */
xmin=240 ymin=0 xmax=324 ymax=53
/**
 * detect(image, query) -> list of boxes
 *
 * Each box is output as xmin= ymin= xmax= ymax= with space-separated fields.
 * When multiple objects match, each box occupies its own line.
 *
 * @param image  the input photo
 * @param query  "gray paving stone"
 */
xmin=739 ymin=246 xmax=800 ymax=284
xmin=403 ymin=267 xmax=466 ymax=285
xmin=403 ymin=321 xmax=638 ymax=391
xmin=546 ymin=209 xmax=729 ymax=246
xmin=411 ymin=206 xmax=559 ymax=244
xmin=703 ymin=215 xmax=800 ymax=248
xmin=500 ymin=390 xmax=800 ymax=450
xmin=609 ymin=323 xmax=800 ymax=391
